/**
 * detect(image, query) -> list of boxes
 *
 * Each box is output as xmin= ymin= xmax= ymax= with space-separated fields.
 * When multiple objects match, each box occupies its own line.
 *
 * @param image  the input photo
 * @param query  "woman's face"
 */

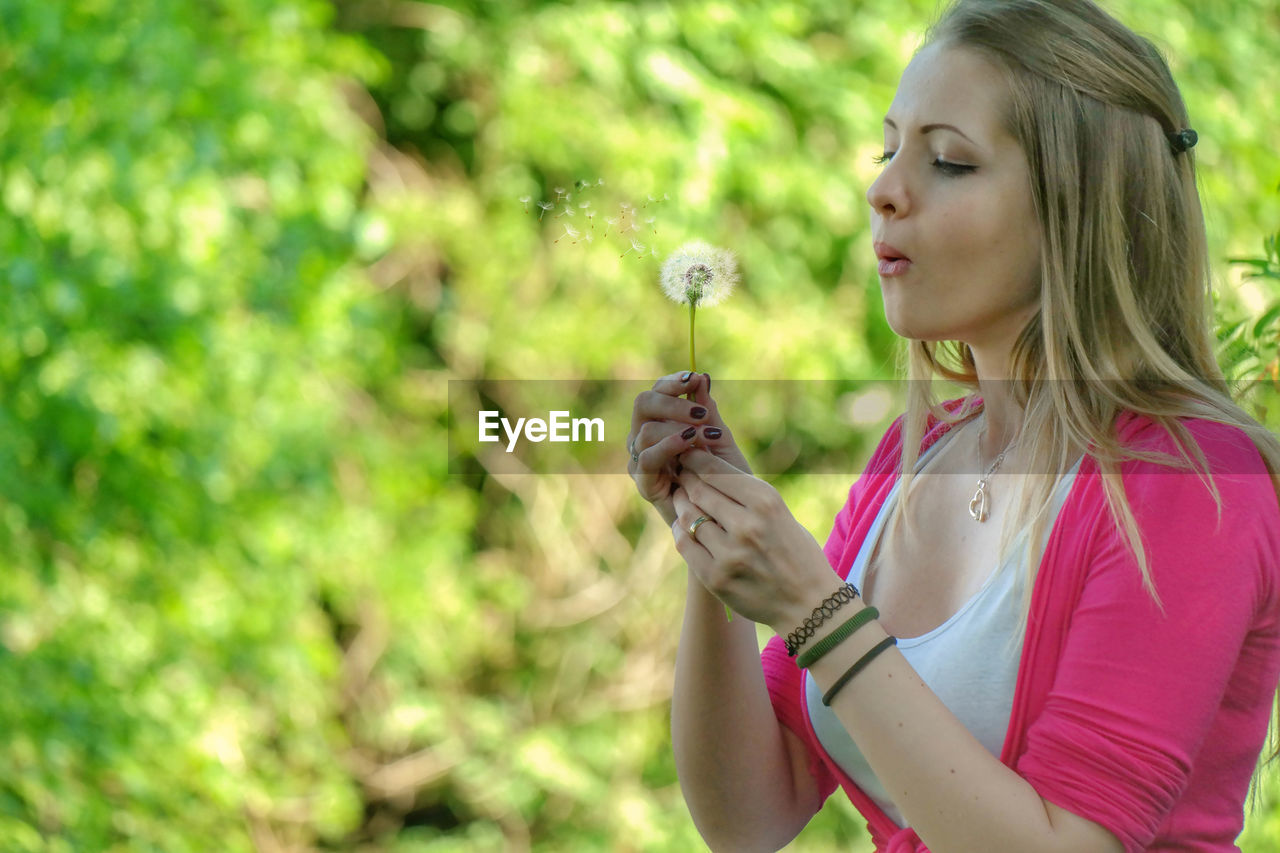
xmin=866 ymin=43 xmax=1042 ymax=357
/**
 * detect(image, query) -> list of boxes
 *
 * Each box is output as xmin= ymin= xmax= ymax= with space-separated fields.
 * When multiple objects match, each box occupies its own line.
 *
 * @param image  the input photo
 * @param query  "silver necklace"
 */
xmin=969 ymin=421 xmax=1017 ymax=523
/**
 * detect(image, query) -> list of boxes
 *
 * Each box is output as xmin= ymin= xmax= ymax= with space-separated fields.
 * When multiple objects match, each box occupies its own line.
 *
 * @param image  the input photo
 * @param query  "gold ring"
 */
xmin=688 ymin=515 xmax=711 ymax=540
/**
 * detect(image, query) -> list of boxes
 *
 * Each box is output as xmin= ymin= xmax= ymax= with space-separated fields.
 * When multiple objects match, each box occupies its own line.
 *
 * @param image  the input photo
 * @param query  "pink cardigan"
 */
xmin=763 ymin=408 xmax=1280 ymax=852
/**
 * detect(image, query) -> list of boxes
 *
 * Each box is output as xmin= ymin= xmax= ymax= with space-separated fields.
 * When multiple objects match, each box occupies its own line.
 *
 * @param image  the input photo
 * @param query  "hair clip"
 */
xmin=1168 ymin=128 xmax=1198 ymax=154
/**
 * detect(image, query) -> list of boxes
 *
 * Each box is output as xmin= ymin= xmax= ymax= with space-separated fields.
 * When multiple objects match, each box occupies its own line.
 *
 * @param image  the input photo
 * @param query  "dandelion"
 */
xmin=644 ymin=216 xmax=656 ymax=234
xmin=519 ymin=195 xmax=532 ymax=212
xmin=554 ymin=186 xmax=566 ymax=200
xmin=554 ymin=204 xmax=575 ymax=219
xmin=660 ymin=240 xmax=738 ymax=372
xmin=555 ymin=224 xmax=581 ymax=244
xmin=537 ymin=201 xmax=554 ymax=220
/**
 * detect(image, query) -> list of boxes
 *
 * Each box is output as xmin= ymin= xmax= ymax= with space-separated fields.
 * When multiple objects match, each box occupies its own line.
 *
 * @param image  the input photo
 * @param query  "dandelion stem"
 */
xmin=689 ymin=302 xmax=697 ymax=373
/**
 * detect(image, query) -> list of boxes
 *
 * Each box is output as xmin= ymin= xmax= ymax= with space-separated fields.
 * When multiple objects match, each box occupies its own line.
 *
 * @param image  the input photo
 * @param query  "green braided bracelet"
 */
xmin=797 ymin=606 xmax=880 ymax=669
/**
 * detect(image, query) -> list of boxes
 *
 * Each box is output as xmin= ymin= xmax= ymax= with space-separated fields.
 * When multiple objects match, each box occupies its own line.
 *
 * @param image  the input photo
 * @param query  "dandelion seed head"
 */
xmin=660 ymin=241 xmax=738 ymax=307
xmin=519 ymin=195 xmax=531 ymax=204
xmin=538 ymin=202 xmax=553 ymax=211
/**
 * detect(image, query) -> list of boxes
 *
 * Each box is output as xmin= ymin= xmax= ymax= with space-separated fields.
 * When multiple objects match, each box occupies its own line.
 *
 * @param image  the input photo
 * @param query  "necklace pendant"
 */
xmin=969 ymin=482 xmax=989 ymax=522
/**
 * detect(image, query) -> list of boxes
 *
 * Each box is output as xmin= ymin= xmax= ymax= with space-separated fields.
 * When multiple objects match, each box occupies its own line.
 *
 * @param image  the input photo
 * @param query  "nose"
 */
xmin=866 ymin=160 xmax=908 ymax=219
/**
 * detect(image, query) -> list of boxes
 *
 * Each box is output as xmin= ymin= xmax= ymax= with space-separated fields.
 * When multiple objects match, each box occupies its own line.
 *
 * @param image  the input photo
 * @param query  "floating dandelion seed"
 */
xmin=554 ymin=186 xmax=566 ymax=199
xmin=621 ymin=238 xmax=646 ymax=258
xmin=645 ymin=216 xmax=656 ymax=234
xmin=519 ymin=195 xmax=532 ymax=212
xmin=537 ymin=201 xmax=554 ymax=220
xmin=555 ymin=224 xmax=581 ymax=244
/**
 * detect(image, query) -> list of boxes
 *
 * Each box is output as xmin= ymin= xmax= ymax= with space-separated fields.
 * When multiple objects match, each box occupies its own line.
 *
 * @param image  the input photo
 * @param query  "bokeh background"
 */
xmin=1 ymin=0 xmax=1278 ymax=850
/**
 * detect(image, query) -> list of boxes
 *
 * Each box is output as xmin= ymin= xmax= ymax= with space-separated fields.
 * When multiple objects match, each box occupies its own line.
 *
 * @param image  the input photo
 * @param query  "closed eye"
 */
xmin=872 ymin=151 xmax=976 ymax=177
xmin=933 ymin=158 xmax=976 ymax=177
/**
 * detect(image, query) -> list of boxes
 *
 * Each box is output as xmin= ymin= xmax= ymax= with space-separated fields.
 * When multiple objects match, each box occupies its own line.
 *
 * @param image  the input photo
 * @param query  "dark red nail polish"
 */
xmin=690 ymin=406 xmax=707 ymax=419
xmin=680 ymin=371 xmax=693 ymax=383
xmin=703 ymin=427 xmax=722 ymax=440
xmin=681 ymin=426 xmax=697 ymax=440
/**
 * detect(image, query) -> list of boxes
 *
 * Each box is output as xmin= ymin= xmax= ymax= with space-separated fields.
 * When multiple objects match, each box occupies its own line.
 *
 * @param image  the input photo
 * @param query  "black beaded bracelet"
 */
xmin=821 ymin=635 xmax=897 ymax=706
xmin=784 ymin=582 xmax=860 ymax=657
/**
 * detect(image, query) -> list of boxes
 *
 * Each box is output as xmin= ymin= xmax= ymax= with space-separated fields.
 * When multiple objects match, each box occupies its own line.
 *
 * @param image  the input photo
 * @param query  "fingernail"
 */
xmin=680 ymin=371 xmax=693 ymax=383
xmin=703 ymin=427 xmax=722 ymax=440
xmin=681 ymin=426 xmax=697 ymax=440
xmin=703 ymin=373 xmax=711 ymax=392
xmin=689 ymin=406 xmax=707 ymax=420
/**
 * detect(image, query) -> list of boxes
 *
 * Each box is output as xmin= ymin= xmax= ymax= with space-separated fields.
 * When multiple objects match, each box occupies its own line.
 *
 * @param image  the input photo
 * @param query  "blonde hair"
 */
xmin=886 ymin=0 xmax=1280 ymax=769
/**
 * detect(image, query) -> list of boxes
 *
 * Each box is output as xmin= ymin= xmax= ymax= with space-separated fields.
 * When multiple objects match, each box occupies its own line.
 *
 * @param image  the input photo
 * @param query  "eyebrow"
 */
xmin=883 ymin=118 xmax=977 ymax=146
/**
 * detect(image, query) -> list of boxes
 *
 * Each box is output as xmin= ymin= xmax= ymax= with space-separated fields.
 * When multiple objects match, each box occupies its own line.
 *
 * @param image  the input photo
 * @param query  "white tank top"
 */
xmin=805 ymin=436 xmax=1082 ymax=827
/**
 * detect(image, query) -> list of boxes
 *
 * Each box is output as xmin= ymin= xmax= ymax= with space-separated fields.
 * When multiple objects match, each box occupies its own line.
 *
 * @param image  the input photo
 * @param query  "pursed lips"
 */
xmin=874 ymin=241 xmax=913 ymax=276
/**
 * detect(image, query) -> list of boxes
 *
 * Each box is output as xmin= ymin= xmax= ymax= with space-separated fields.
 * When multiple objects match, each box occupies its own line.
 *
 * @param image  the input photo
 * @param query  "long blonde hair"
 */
xmin=889 ymin=0 xmax=1280 ymax=766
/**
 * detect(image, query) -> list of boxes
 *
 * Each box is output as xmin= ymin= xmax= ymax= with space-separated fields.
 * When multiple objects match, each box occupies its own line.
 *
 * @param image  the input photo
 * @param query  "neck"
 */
xmin=972 ymin=356 xmax=1024 ymax=464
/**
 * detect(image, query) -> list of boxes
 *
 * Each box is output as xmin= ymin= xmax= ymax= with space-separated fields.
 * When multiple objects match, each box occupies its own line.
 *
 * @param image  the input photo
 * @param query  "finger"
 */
xmin=679 ymin=448 xmax=763 ymax=503
xmin=653 ymin=370 xmax=701 ymax=397
xmin=671 ymin=487 xmax=724 ymax=552
xmin=679 ymin=466 xmax=748 ymax=529
xmin=630 ymin=384 xmax=713 ymax=437
xmin=635 ymin=424 xmax=697 ymax=478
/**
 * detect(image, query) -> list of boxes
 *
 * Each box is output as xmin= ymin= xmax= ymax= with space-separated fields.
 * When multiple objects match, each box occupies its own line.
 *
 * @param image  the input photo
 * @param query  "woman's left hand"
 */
xmin=670 ymin=449 xmax=840 ymax=631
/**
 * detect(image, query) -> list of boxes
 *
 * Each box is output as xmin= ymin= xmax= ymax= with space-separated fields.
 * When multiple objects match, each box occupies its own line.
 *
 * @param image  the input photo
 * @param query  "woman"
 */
xmin=626 ymin=1 xmax=1280 ymax=851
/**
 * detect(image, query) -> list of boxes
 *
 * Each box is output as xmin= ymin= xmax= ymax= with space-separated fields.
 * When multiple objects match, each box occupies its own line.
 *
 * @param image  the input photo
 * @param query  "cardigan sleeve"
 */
xmin=1015 ymin=421 xmax=1280 ymax=852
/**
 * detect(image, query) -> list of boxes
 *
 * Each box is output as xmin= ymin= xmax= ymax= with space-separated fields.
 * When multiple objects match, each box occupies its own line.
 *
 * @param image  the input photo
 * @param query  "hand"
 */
xmin=669 ymin=449 xmax=838 ymax=630
xmin=626 ymin=372 xmax=751 ymax=524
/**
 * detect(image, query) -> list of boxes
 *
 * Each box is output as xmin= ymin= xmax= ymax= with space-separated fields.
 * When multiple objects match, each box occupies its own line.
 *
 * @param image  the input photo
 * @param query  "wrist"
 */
xmin=773 ymin=580 xmax=863 ymax=655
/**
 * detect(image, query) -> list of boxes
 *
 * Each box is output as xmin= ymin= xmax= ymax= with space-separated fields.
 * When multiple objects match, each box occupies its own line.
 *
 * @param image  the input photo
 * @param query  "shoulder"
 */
xmin=1114 ymin=411 xmax=1271 ymax=475
xmin=1087 ymin=413 xmax=1280 ymax=603
xmin=1109 ymin=413 xmax=1279 ymax=519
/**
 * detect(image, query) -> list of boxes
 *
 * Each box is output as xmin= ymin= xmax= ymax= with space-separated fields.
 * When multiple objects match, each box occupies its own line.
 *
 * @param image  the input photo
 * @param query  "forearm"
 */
xmin=799 ymin=604 xmax=1118 ymax=853
xmin=671 ymin=575 xmax=813 ymax=851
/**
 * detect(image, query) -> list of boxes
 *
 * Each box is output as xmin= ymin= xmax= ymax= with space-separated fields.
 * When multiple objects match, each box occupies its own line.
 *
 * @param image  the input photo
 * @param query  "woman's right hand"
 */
xmin=627 ymin=371 xmax=751 ymax=524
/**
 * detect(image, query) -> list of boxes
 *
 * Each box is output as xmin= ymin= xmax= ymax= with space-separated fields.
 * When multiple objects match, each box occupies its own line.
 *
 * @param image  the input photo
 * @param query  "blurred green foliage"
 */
xmin=0 ymin=0 xmax=1276 ymax=850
